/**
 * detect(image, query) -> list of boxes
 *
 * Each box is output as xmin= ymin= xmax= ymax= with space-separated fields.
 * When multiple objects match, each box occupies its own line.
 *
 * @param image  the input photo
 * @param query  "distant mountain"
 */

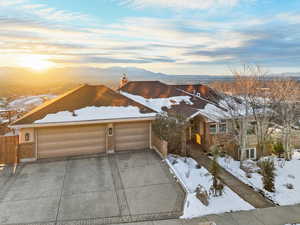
xmin=0 ymin=66 xmax=299 ymax=97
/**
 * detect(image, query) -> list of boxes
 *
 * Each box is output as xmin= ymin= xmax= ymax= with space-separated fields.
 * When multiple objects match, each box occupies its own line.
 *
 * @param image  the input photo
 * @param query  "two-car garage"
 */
xmin=36 ymin=121 xmax=151 ymax=159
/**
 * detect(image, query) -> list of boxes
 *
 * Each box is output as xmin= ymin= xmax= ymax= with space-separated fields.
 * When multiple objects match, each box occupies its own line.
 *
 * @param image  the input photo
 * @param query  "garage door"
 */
xmin=37 ymin=124 xmax=106 ymax=158
xmin=115 ymin=122 xmax=150 ymax=151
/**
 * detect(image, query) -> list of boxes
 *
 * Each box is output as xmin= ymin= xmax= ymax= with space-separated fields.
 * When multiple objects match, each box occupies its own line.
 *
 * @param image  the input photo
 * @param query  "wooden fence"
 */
xmin=0 ymin=135 xmax=19 ymax=165
xmin=152 ymin=132 xmax=168 ymax=158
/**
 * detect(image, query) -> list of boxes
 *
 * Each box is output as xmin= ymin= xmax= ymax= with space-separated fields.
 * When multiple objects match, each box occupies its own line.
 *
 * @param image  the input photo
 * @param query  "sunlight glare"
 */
xmin=18 ymin=55 xmax=54 ymax=71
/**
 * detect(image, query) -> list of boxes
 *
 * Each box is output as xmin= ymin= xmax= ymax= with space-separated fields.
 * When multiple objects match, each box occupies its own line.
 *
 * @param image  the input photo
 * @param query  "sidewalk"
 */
xmin=153 ymin=204 xmax=300 ymax=225
xmin=12 ymin=204 xmax=300 ymax=225
xmin=190 ymin=147 xmax=275 ymax=208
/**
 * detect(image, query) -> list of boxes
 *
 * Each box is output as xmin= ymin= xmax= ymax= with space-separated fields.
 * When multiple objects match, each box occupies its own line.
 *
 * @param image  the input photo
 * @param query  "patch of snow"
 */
xmin=120 ymin=91 xmax=193 ymax=113
xmin=217 ymin=152 xmax=300 ymax=205
xmin=166 ymin=155 xmax=254 ymax=218
xmin=8 ymin=95 xmax=56 ymax=112
xmin=34 ymin=106 xmax=156 ymax=124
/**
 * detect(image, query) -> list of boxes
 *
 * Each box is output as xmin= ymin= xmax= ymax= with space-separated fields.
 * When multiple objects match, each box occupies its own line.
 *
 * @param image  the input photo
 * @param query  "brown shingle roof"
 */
xmin=12 ymin=84 xmax=155 ymax=125
xmin=119 ymin=81 xmax=185 ymax=98
xmin=119 ymin=81 xmax=224 ymax=118
xmin=171 ymin=84 xmax=221 ymax=103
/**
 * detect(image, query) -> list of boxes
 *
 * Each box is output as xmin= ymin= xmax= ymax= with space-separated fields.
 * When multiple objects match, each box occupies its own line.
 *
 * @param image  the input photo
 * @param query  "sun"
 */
xmin=18 ymin=55 xmax=54 ymax=71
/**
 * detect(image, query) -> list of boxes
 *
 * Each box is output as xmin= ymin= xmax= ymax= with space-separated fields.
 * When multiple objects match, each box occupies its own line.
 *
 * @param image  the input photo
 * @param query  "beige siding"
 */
xmin=115 ymin=122 xmax=149 ymax=151
xmin=37 ymin=124 xmax=106 ymax=158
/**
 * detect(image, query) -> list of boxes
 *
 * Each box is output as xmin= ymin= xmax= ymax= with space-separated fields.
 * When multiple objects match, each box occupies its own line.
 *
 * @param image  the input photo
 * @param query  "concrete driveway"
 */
xmin=0 ymin=149 xmax=185 ymax=225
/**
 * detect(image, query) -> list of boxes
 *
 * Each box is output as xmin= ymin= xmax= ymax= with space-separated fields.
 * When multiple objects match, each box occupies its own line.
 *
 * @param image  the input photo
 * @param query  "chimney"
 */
xmin=119 ymin=73 xmax=129 ymax=88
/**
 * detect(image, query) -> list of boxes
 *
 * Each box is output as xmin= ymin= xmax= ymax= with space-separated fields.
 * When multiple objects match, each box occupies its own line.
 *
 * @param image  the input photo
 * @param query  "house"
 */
xmin=10 ymin=84 xmax=156 ymax=162
xmin=119 ymin=81 xmax=259 ymax=160
xmin=10 ymin=81 xmax=261 ymax=162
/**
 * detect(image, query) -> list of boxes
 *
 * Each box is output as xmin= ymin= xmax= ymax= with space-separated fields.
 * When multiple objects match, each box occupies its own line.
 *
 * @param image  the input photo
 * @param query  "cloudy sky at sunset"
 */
xmin=1 ymin=0 xmax=300 ymax=75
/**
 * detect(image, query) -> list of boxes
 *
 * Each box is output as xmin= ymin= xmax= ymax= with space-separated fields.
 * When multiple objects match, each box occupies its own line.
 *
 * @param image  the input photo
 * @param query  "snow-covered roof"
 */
xmin=11 ymin=84 xmax=156 ymax=126
xmin=119 ymin=81 xmax=230 ymax=121
xmin=189 ymin=103 xmax=230 ymax=122
xmin=34 ymin=106 xmax=156 ymax=124
xmin=120 ymin=91 xmax=193 ymax=113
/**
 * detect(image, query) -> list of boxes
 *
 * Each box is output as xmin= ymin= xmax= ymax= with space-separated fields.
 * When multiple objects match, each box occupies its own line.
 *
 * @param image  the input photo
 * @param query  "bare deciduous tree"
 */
xmin=270 ymin=79 xmax=298 ymax=160
xmin=212 ymin=64 xmax=299 ymax=162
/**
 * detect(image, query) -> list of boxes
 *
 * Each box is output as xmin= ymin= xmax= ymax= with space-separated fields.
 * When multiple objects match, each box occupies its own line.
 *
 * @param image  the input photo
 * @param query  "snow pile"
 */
xmin=217 ymin=151 xmax=300 ymax=205
xmin=34 ymin=106 xmax=156 ymax=124
xmin=120 ymin=91 xmax=193 ymax=113
xmin=166 ymin=155 xmax=253 ymax=218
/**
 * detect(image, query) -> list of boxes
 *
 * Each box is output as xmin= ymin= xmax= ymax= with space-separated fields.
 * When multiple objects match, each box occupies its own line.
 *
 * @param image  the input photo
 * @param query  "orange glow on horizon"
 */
xmin=18 ymin=55 xmax=54 ymax=71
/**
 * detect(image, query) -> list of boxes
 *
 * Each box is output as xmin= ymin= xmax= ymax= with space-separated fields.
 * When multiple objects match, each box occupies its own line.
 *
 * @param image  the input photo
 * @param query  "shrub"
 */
xmin=273 ymin=141 xmax=284 ymax=157
xmin=195 ymin=164 xmax=202 ymax=169
xmin=171 ymin=159 xmax=178 ymax=165
xmin=196 ymin=185 xmax=209 ymax=206
xmin=259 ymin=159 xmax=276 ymax=192
xmin=209 ymin=150 xmax=224 ymax=197
xmin=285 ymin=183 xmax=294 ymax=189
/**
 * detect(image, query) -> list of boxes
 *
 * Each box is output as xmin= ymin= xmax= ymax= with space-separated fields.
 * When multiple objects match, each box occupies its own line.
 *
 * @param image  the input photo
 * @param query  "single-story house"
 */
xmin=10 ymin=84 xmax=156 ymax=161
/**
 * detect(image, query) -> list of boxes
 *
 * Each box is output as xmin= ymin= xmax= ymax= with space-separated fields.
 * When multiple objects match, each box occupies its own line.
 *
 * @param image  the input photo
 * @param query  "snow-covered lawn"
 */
xmin=166 ymin=155 xmax=254 ymax=218
xmin=217 ymin=151 xmax=300 ymax=205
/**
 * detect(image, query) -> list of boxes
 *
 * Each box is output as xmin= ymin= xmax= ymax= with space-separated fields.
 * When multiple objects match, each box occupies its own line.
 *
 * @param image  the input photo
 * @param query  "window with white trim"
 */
xmin=245 ymin=148 xmax=256 ymax=160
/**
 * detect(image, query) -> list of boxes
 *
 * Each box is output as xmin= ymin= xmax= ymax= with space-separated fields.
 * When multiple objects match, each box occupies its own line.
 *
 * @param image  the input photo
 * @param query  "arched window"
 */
xmin=25 ymin=132 xmax=30 ymax=142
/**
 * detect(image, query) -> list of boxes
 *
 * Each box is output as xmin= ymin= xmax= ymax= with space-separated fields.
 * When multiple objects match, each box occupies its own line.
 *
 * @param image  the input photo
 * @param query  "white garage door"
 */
xmin=37 ymin=124 xmax=106 ymax=158
xmin=115 ymin=122 xmax=150 ymax=151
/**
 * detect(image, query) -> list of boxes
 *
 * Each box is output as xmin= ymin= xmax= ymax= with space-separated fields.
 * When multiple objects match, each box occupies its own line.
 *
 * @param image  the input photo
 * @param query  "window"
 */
xmin=24 ymin=132 xmax=30 ymax=142
xmin=219 ymin=123 xmax=227 ymax=133
xmin=209 ymin=123 xmax=217 ymax=134
xmin=245 ymin=148 xmax=256 ymax=160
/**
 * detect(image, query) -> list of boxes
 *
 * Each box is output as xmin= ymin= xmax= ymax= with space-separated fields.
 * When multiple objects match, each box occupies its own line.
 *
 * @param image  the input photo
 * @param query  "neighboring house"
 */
xmin=0 ymin=109 xmax=17 ymax=135
xmin=10 ymin=84 xmax=156 ymax=162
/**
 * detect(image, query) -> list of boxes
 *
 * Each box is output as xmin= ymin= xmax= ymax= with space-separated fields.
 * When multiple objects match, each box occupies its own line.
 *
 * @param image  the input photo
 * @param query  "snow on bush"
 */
xmin=166 ymin=155 xmax=253 ymax=218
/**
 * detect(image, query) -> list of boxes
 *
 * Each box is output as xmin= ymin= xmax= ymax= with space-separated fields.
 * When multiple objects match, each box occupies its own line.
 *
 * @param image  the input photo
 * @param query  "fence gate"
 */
xmin=0 ymin=136 xmax=19 ymax=165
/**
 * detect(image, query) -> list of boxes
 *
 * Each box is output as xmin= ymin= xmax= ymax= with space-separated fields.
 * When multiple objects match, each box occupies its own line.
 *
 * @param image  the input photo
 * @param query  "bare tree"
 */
xmin=213 ymin=64 xmax=299 ymax=162
xmin=214 ymin=65 xmax=276 ymax=164
xmin=270 ymin=79 xmax=298 ymax=160
xmin=214 ymin=65 xmax=256 ymax=166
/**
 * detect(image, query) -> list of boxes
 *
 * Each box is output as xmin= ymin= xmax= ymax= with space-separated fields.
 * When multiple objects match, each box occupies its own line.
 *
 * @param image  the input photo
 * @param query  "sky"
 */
xmin=0 ymin=0 xmax=300 ymax=75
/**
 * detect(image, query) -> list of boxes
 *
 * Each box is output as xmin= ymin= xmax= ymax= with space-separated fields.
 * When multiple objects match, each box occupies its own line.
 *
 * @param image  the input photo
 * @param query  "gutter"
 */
xmin=9 ymin=116 xmax=156 ymax=129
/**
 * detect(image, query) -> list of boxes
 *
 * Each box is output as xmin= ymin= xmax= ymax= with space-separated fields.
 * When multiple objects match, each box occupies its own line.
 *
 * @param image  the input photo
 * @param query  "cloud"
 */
xmin=0 ymin=1 xmax=91 ymax=23
xmin=276 ymin=12 xmax=300 ymax=24
xmin=118 ymin=0 xmax=243 ymax=10
xmin=0 ymin=1 xmax=299 ymax=74
xmin=50 ymin=56 xmax=176 ymax=64
xmin=184 ymin=24 xmax=300 ymax=66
